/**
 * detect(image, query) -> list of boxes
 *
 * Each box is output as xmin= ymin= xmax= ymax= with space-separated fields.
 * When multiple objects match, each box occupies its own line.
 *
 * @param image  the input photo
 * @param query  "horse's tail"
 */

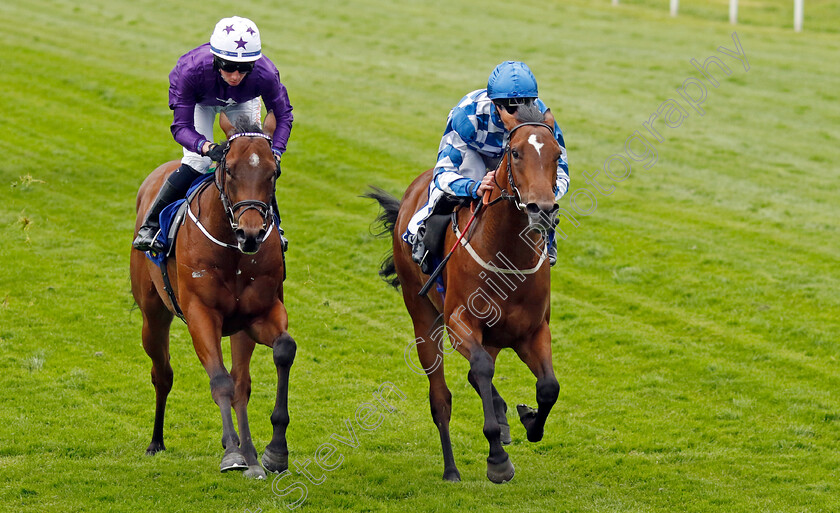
xmin=363 ymin=186 xmax=402 ymax=289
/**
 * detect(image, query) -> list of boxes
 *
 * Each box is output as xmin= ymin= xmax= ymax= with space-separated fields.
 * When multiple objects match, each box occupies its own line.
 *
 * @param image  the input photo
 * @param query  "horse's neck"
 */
xmin=472 ymin=202 xmax=545 ymax=270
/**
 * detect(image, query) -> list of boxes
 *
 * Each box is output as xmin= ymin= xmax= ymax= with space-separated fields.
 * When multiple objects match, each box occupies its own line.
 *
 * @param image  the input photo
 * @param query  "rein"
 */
xmin=190 ymin=131 xmax=276 ymax=250
xmin=216 ymin=132 xmax=275 ymax=233
xmin=456 ymin=121 xmax=555 ymax=274
xmin=489 ymin=121 xmax=555 ymax=212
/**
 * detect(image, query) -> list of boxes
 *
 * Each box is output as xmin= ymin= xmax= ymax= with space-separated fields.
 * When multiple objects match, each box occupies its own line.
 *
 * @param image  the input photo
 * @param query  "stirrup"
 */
xmin=133 ymin=225 xmax=163 ymax=252
xmin=410 ymin=233 xmax=427 ymax=265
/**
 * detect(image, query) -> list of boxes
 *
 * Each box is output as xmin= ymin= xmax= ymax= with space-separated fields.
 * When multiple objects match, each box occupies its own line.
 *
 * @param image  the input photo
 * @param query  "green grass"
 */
xmin=1 ymin=0 xmax=839 ymax=511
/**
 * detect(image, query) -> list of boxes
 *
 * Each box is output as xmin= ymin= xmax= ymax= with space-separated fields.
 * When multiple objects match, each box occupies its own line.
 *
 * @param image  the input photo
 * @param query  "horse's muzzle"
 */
xmin=235 ymin=228 xmax=266 ymax=255
xmin=525 ymin=203 xmax=559 ymax=235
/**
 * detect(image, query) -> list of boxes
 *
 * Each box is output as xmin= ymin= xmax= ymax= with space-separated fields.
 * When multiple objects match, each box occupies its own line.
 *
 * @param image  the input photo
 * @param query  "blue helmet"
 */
xmin=487 ymin=61 xmax=538 ymax=100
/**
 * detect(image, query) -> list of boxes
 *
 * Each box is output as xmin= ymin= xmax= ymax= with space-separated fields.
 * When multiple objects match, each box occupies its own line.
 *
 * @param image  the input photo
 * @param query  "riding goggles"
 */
xmin=215 ymin=57 xmax=255 ymax=74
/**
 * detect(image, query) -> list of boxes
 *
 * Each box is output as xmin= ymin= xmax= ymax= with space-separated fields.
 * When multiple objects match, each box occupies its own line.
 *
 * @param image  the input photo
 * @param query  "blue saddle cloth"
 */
xmin=144 ymin=173 xmax=214 ymax=265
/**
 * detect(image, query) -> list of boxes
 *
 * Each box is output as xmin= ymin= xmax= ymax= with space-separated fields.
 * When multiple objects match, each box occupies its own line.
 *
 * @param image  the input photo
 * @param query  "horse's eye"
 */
xmin=511 ymin=149 xmax=520 ymax=159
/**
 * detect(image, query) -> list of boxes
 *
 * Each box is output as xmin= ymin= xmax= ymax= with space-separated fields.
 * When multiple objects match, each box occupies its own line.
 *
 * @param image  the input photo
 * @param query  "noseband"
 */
xmin=215 ymin=131 xmax=275 ymax=232
xmin=491 ymin=121 xmax=555 ymax=211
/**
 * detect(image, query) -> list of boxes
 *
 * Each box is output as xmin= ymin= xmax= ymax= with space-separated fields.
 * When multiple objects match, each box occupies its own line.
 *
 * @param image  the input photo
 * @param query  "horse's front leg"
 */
xmin=230 ymin=332 xmax=266 ymax=479
xmin=513 ymin=322 xmax=559 ymax=443
xmin=247 ymin=301 xmax=295 ymax=474
xmin=186 ymin=307 xmax=247 ymax=472
xmin=485 ymin=346 xmax=512 ymax=445
xmin=449 ymin=323 xmax=514 ymax=484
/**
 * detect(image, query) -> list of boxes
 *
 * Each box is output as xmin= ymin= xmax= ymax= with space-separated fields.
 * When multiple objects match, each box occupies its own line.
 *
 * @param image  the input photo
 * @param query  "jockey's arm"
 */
xmin=259 ymin=66 xmax=294 ymax=157
xmin=432 ymin=142 xmax=482 ymax=199
xmin=553 ymin=120 xmax=570 ymax=201
xmin=432 ymin=110 xmax=483 ymax=199
xmin=534 ymin=99 xmax=570 ymax=201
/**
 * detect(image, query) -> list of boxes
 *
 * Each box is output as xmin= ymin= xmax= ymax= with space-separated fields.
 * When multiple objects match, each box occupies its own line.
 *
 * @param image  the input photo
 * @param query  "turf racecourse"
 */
xmin=1 ymin=0 xmax=838 ymax=511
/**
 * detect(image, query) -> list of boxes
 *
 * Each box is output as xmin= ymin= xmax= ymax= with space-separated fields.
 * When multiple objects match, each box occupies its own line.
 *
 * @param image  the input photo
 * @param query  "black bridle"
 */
xmin=489 ymin=121 xmax=556 ymax=211
xmin=214 ymin=132 xmax=275 ymax=233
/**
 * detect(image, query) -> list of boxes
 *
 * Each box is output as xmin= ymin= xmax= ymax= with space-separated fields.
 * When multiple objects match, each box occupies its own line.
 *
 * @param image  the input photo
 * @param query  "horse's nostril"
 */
xmin=257 ymin=229 xmax=266 ymax=241
xmin=235 ymin=229 xmax=246 ymax=242
xmin=525 ymin=203 xmax=541 ymax=214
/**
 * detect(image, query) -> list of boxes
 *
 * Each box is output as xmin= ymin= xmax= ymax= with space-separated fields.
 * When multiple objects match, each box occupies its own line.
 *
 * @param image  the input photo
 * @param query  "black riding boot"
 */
xmin=132 ymin=164 xmax=202 ymax=251
xmin=270 ymin=195 xmax=289 ymax=252
xmin=547 ymin=229 xmax=557 ymax=267
xmin=410 ymin=226 xmax=429 ymax=273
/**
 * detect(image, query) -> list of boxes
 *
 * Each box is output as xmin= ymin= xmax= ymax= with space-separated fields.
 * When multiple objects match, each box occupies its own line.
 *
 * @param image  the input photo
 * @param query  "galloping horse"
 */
xmin=130 ymin=112 xmax=295 ymax=479
xmin=366 ymin=104 xmax=562 ymax=483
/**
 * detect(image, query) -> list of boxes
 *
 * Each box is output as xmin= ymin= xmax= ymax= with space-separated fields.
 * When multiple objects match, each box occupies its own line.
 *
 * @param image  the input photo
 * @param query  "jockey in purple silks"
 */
xmin=133 ymin=16 xmax=293 ymax=252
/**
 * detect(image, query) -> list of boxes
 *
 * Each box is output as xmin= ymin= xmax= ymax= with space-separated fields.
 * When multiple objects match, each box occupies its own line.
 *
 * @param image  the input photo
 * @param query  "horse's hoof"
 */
xmin=500 ymin=421 xmax=512 ymax=445
xmin=517 ymin=404 xmax=543 ymax=441
xmin=145 ymin=442 xmax=165 ymax=455
xmin=442 ymin=468 xmax=461 ymax=482
xmin=261 ymin=448 xmax=289 ymax=474
xmin=517 ymin=404 xmax=537 ymax=424
xmin=220 ymin=451 xmax=248 ymax=472
xmin=487 ymin=457 xmax=515 ymax=484
xmin=244 ymin=464 xmax=267 ymax=480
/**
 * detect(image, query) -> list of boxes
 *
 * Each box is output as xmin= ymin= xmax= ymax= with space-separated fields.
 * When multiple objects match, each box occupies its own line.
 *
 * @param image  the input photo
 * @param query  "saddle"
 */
xmin=145 ymin=174 xmax=215 ymax=266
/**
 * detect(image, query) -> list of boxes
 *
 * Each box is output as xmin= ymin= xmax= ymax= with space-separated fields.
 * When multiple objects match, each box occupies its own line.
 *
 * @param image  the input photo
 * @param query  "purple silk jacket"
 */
xmin=168 ymin=43 xmax=294 ymax=155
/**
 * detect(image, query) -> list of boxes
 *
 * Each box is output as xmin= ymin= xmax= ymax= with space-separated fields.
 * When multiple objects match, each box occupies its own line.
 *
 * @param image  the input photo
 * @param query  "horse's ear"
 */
xmin=219 ymin=111 xmax=235 ymax=138
xmin=497 ymin=105 xmax=519 ymax=131
xmin=543 ymin=108 xmax=556 ymax=128
xmin=263 ymin=111 xmax=276 ymax=138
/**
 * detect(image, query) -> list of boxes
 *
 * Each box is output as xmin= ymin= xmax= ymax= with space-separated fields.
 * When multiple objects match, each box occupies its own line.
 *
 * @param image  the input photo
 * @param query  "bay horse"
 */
xmin=366 ymin=104 xmax=561 ymax=483
xmin=130 ymin=112 xmax=295 ymax=479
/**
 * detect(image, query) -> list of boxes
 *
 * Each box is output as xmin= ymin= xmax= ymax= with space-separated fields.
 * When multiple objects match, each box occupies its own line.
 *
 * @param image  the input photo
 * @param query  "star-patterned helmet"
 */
xmin=210 ymin=16 xmax=262 ymax=62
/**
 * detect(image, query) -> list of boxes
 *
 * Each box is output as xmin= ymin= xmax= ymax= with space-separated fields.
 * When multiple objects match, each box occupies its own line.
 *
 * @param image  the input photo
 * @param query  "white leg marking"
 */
xmin=528 ymin=134 xmax=544 ymax=156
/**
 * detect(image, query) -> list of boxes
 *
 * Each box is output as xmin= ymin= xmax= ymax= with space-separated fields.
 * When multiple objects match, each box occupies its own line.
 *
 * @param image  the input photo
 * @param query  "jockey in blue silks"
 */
xmin=403 ymin=61 xmax=569 ymax=268
xmin=133 ymin=16 xmax=293 ymax=252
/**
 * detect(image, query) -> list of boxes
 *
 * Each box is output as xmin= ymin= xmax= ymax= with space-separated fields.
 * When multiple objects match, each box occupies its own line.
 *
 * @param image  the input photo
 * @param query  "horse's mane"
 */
xmin=514 ymin=102 xmax=545 ymax=124
xmin=231 ymin=116 xmax=265 ymax=136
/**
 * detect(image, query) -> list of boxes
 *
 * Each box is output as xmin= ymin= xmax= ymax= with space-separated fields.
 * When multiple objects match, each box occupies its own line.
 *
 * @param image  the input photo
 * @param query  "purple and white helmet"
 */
xmin=210 ymin=16 xmax=262 ymax=62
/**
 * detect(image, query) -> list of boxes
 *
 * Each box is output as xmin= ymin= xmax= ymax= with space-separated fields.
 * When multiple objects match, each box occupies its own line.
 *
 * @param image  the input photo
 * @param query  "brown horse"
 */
xmin=130 ymin=112 xmax=295 ymax=479
xmin=366 ymin=104 xmax=562 ymax=483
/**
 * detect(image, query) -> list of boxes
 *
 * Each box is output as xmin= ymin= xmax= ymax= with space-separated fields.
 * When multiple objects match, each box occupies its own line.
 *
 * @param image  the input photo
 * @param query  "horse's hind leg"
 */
xmin=485 ymin=347 xmax=512 ymax=445
xmin=142 ymin=308 xmax=174 ymax=454
xmin=230 ymin=332 xmax=266 ymax=479
xmin=409 ymin=304 xmax=459 ymax=482
xmin=512 ymin=322 xmax=559 ymax=443
xmin=133 ymin=265 xmax=174 ymax=455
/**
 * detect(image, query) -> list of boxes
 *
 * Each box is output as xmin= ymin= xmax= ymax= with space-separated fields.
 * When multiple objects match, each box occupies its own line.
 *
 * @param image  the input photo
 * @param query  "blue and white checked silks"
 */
xmin=403 ymin=89 xmax=569 ymax=242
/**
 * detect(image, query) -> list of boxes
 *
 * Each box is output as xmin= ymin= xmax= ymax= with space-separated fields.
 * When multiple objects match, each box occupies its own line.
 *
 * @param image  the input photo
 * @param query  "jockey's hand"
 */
xmin=272 ymin=150 xmax=282 ymax=177
xmin=205 ymin=143 xmax=226 ymax=162
xmin=477 ymin=170 xmax=496 ymax=197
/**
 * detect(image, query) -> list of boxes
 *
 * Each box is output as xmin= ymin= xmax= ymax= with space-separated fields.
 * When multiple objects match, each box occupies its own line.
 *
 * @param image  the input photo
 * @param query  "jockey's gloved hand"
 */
xmin=272 ymin=148 xmax=282 ymax=177
xmin=205 ymin=143 xmax=226 ymax=162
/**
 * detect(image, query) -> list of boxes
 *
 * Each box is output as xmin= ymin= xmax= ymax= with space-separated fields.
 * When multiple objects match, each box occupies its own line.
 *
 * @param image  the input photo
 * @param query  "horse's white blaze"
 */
xmin=528 ymin=134 xmax=544 ymax=156
xmin=249 ymin=153 xmax=260 ymax=167
xmin=192 ymin=270 xmax=206 ymax=278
